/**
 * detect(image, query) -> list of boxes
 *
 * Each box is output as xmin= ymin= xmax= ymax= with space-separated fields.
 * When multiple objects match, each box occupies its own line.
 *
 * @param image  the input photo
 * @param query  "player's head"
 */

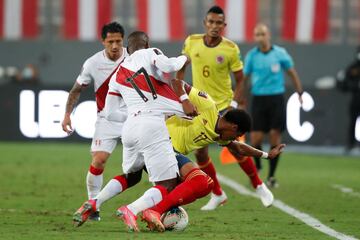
xmin=254 ymin=23 xmax=271 ymax=47
xmin=204 ymin=5 xmax=226 ymax=38
xmin=127 ymin=31 xmax=150 ymax=54
xmin=101 ymin=22 xmax=125 ymax=61
xmin=217 ymin=109 xmax=252 ymax=141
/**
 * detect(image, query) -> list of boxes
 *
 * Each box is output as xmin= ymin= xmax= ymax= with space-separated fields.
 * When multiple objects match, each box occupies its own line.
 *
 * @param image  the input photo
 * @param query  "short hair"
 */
xmin=127 ymin=31 xmax=149 ymax=43
xmin=101 ymin=22 xmax=125 ymax=39
xmin=223 ymin=109 xmax=252 ymax=133
xmin=207 ymin=5 xmax=225 ymax=16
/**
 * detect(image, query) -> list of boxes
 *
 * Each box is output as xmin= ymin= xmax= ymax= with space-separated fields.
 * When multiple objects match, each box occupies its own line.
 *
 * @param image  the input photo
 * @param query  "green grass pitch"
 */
xmin=0 ymin=142 xmax=359 ymax=240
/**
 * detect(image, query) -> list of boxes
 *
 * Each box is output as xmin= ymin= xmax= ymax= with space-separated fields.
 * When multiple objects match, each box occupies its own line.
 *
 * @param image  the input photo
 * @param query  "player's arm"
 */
xmin=61 ymin=82 xmax=83 ymax=134
xmin=170 ymin=78 xmax=198 ymax=117
xmin=226 ymin=141 xmax=285 ymax=160
xmin=104 ymin=81 xmax=127 ymax=122
xmin=152 ymin=49 xmax=188 ymax=73
xmin=286 ymin=67 xmax=303 ymax=104
xmin=232 ymin=70 xmax=245 ymax=109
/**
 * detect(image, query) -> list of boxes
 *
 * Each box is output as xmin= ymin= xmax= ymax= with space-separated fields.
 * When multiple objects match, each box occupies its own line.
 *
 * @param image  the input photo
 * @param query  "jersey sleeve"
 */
xmin=181 ymin=36 xmax=191 ymax=55
xmin=151 ymin=48 xmax=187 ymax=73
xmin=279 ymin=48 xmax=294 ymax=70
xmin=229 ymin=44 xmax=243 ymax=72
xmin=76 ymin=59 xmax=93 ymax=86
xmin=243 ymin=51 xmax=253 ymax=76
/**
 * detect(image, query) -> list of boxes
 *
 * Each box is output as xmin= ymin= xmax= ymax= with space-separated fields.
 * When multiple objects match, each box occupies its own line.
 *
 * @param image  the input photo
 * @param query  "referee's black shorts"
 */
xmin=251 ymin=94 xmax=286 ymax=133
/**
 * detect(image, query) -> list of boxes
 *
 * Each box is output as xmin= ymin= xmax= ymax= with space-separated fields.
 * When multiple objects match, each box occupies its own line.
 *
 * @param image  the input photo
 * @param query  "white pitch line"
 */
xmin=331 ymin=184 xmax=360 ymax=198
xmin=217 ymin=174 xmax=358 ymax=240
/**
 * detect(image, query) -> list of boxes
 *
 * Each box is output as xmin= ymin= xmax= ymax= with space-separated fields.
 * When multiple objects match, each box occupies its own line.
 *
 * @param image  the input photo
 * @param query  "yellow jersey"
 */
xmin=182 ymin=34 xmax=243 ymax=111
xmin=166 ymin=87 xmax=230 ymax=155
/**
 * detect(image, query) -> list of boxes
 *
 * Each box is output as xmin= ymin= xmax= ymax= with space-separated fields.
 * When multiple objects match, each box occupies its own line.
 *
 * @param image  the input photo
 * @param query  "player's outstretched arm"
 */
xmin=61 ymin=82 xmax=83 ymax=134
xmin=227 ymin=141 xmax=286 ymax=160
xmin=153 ymin=52 xmax=188 ymax=73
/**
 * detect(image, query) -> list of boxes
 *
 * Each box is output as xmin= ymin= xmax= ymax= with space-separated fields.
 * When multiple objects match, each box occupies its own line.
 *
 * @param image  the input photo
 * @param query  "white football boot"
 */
xmin=200 ymin=191 xmax=228 ymax=211
xmin=256 ymin=183 xmax=274 ymax=207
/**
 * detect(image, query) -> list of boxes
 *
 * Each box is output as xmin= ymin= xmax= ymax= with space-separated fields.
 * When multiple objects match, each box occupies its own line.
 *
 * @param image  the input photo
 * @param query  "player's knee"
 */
xmin=186 ymin=169 xmax=213 ymax=199
xmin=194 ymin=150 xmax=209 ymax=163
xmin=91 ymin=153 xmax=109 ymax=168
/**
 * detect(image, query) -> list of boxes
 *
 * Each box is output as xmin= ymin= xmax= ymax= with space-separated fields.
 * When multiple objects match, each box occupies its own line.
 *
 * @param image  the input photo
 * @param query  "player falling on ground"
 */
xmin=61 ymin=22 xmax=128 ymax=220
xmin=177 ymin=5 xmax=249 ymax=210
xmin=73 ymin=81 xmax=284 ymax=231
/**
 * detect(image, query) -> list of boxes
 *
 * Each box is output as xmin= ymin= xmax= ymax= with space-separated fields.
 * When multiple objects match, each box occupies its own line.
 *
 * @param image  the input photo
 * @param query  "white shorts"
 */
xmin=90 ymin=117 xmax=123 ymax=153
xmin=121 ymin=113 xmax=179 ymax=182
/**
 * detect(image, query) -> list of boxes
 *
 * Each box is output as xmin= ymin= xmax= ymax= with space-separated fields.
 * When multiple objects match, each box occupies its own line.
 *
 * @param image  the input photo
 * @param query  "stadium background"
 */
xmin=0 ymin=0 xmax=359 ymax=147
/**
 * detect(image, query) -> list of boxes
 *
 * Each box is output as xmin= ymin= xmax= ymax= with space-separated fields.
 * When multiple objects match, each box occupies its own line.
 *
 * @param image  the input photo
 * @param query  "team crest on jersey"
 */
xmin=198 ymin=91 xmax=208 ymax=99
xmin=216 ymin=55 xmax=224 ymax=64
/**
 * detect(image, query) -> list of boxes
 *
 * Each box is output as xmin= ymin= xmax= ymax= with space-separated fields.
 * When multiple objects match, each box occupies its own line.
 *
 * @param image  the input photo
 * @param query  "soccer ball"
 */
xmin=160 ymin=206 xmax=189 ymax=231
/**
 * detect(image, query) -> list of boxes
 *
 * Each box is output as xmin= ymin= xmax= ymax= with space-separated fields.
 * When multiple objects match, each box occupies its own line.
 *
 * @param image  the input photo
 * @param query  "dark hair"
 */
xmin=207 ymin=5 xmax=225 ymax=16
xmin=223 ymin=109 xmax=252 ymax=133
xmin=127 ymin=31 xmax=149 ymax=54
xmin=101 ymin=22 xmax=125 ymax=39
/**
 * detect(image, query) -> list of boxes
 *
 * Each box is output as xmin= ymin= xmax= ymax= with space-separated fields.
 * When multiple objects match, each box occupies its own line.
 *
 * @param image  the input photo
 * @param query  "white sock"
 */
xmin=86 ymin=172 xmax=103 ymax=200
xmin=95 ymin=179 xmax=123 ymax=209
xmin=127 ymin=187 xmax=163 ymax=215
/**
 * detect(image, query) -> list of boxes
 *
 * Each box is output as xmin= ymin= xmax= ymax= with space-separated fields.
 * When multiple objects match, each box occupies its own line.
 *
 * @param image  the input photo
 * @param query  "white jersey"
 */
xmin=76 ymin=48 xmax=128 ymax=114
xmin=109 ymin=48 xmax=187 ymax=117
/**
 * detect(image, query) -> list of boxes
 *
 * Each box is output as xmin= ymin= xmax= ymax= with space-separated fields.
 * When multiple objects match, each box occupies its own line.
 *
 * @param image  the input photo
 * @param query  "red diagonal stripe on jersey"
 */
xmin=169 ymin=0 xmax=185 ymax=40
xmin=63 ymin=0 xmax=78 ymax=39
xmin=136 ymin=0 xmax=148 ymax=33
xmin=22 ymin=0 xmax=38 ymax=38
xmin=116 ymin=66 xmax=180 ymax=102
xmin=282 ymin=0 xmax=298 ymax=41
xmin=0 ymin=0 xmax=4 ymax=38
xmin=245 ymin=0 xmax=257 ymax=42
xmin=97 ymin=0 xmax=111 ymax=39
xmin=95 ymin=65 xmax=120 ymax=112
xmin=312 ymin=0 xmax=329 ymax=42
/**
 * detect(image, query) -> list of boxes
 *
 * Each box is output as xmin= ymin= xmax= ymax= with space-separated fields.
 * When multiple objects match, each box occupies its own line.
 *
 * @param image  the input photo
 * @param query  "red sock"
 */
xmin=238 ymin=156 xmax=262 ymax=188
xmin=151 ymin=169 xmax=213 ymax=215
xmin=89 ymin=165 xmax=104 ymax=175
xmin=113 ymin=175 xmax=128 ymax=192
xmin=198 ymin=158 xmax=222 ymax=195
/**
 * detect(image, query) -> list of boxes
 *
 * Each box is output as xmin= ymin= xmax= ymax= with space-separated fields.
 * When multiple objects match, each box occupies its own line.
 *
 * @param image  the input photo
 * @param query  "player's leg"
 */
xmin=250 ymin=95 xmax=267 ymax=171
xmin=195 ymin=146 xmax=226 ymax=210
xmin=267 ymin=94 xmax=286 ymax=187
xmin=142 ymin=157 xmax=214 ymax=232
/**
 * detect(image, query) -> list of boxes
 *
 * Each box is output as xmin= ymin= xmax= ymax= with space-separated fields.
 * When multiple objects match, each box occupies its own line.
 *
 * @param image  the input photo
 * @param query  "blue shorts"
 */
xmin=175 ymin=152 xmax=192 ymax=169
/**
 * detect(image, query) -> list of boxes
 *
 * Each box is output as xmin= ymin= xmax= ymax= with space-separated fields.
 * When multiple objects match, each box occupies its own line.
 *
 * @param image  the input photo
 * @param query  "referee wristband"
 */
xmin=261 ymin=151 xmax=269 ymax=159
xmin=179 ymin=94 xmax=189 ymax=102
xmin=230 ymin=100 xmax=238 ymax=108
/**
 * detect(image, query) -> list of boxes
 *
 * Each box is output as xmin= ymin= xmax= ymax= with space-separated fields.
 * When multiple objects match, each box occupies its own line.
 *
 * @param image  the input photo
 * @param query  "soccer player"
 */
xmin=176 ymin=5 xmax=249 ymax=210
xmin=73 ymin=82 xmax=284 ymax=231
xmin=244 ymin=23 xmax=303 ymax=187
xmin=101 ymin=31 xmax=212 ymax=232
xmin=61 ymin=22 xmax=128 ymax=220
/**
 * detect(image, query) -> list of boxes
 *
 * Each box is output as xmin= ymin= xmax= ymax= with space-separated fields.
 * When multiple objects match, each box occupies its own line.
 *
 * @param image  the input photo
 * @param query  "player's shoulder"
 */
xmin=221 ymin=37 xmax=238 ymax=49
xmin=272 ymin=45 xmax=288 ymax=54
xmin=246 ymin=47 xmax=259 ymax=58
xmin=83 ymin=50 xmax=105 ymax=67
xmin=186 ymin=34 xmax=204 ymax=42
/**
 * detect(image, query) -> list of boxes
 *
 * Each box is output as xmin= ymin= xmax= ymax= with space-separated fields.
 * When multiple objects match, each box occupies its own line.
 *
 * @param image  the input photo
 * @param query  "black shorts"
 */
xmin=251 ymin=94 xmax=286 ymax=132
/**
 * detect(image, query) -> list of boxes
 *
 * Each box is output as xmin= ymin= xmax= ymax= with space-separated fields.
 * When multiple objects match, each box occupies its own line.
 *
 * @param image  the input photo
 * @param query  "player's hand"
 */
xmin=182 ymin=99 xmax=198 ymax=117
xmin=61 ymin=114 xmax=73 ymax=135
xmin=184 ymin=54 xmax=191 ymax=65
xmin=298 ymin=94 xmax=303 ymax=105
xmin=268 ymin=144 xmax=286 ymax=159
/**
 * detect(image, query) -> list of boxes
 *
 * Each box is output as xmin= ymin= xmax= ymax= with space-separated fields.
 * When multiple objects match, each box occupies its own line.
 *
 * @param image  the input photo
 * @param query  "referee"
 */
xmin=243 ymin=23 xmax=303 ymax=188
